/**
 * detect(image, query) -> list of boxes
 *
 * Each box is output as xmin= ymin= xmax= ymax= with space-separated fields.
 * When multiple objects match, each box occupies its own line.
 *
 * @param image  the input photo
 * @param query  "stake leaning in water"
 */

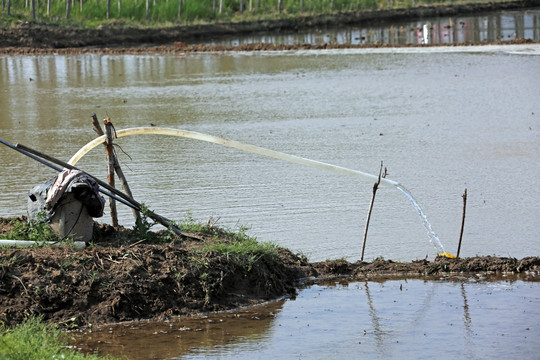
xmin=361 ymin=161 xmax=384 ymax=262
xmin=457 ymin=188 xmax=467 ymax=258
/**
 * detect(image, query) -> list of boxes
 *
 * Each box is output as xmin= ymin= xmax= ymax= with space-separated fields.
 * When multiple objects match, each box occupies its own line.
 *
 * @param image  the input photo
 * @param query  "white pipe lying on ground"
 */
xmin=0 ymin=239 xmax=87 ymax=248
xmin=68 ymin=127 xmax=400 ymax=187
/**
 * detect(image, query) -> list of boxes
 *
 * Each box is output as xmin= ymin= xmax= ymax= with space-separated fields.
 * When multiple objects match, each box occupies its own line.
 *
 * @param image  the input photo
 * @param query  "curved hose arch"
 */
xmin=68 ymin=127 xmax=455 ymax=255
xmin=68 ymin=127 xmax=400 ymax=187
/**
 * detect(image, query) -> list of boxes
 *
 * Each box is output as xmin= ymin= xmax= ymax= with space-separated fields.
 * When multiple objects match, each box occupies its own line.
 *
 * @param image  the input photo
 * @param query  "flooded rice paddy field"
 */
xmin=1 ymin=45 xmax=539 ymax=262
xmin=1 ymin=26 xmax=539 ymax=358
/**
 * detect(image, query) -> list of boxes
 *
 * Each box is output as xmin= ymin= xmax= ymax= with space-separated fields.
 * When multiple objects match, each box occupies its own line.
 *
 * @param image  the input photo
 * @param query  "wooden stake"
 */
xmin=92 ymin=113 xmax=139 ymax=223
xmin=90 ymin=113 xmax=104 ymax=136
xmin=113 ymin=153 xmax=140 ymax=223
xmin=104 ymin=117 xmax=118 ymax=227
xmin=361 ymin=161 xmax=384 ymax=262
xmin=457 ymin=188 xmax=467 ymax=258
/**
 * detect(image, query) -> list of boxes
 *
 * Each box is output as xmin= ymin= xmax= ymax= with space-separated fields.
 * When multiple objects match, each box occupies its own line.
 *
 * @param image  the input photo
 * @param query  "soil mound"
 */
xmin=1 ymin=217 xmax=538 ymax=327
xmin=312 ymin=256 xmax=540 ymax=277
xmin=0 ymin=243 xmax=312 ymax=327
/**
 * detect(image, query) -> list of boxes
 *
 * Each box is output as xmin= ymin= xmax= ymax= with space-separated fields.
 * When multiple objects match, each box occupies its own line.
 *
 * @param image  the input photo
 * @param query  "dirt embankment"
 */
xmin=0 ymin=38 xmax=536 ymax=56
xmin=1 ymin=217 xmax=539 ymax=328
xmin=0 ymin=0 xmax=538 ymax=50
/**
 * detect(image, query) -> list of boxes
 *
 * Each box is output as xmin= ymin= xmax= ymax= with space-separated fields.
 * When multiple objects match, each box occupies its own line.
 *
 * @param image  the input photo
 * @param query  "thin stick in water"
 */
xmin=457 ymin=188 xmax=467 ymax=258
xmin=361 ymin=161 xmax=384 ymax=262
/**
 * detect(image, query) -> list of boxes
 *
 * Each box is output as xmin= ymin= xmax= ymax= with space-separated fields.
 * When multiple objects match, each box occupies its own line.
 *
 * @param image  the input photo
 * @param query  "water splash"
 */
xmin=395 ymin=185 xmax=446 ymax=254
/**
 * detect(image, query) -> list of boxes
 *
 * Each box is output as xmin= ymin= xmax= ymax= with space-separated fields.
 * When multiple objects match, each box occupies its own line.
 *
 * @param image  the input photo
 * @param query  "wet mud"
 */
xmin=0 ymin=0 xmax=538 ymax=51
xmin=1 ymin=217 xmax=538 ymax=327
xmin=0 ymin=38 xmax=536 ymax=56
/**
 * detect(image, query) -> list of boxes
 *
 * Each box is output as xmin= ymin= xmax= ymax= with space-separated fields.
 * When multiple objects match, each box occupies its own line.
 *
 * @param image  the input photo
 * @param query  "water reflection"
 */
xmin=461 ymin=282 xmax=476 ymax=359
xmin=364 ymin=280 xmax=386 ymax=357
xmin=71 ymin=277 xmax=540 ymax=359
xmin=206 ymin=9 xmax=540 ymax=46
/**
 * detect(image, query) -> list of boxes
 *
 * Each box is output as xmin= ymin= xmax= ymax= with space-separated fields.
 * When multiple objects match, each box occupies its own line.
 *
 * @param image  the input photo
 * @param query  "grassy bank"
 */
xmin=0 ymin=317 xmax=115 ymax=359
xmin=0 ymin=0 xmax=517 ymax=27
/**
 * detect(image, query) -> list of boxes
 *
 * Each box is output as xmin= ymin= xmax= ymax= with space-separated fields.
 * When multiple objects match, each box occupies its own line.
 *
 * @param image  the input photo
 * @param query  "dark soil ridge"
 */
xmin=1 ymin=218 xmax=539 ymax=328
xmin=0 ymin=38 xmax=536 ymax=56
xmin=0 ymin=0 xmax=538 ymax=48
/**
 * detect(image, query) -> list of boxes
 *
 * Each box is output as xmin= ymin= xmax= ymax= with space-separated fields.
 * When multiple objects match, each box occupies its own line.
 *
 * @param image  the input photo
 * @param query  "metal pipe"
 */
xmin=1 ymin=137 xmax=63 ymax=172
xmin=15 ymin=143 xmax=138 ymax=210
xmin=1 ymin=138 xmax=185 ymax=236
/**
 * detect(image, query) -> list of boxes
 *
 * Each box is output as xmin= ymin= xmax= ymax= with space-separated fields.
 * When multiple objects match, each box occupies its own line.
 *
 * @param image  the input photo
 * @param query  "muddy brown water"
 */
xmin=71 ymin=276 xmax=540 ymax=359
xmin=1 ymin=44 xmax=538 ymax=262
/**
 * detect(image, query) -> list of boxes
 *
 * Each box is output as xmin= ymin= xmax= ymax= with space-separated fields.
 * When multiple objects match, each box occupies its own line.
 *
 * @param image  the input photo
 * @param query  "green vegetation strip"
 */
xmin=180 ymin=212 xmax=281 ymax=268
xmin=0 ymin=213 xmax=68 ymax=246
xmin=0 ymin=317 xmax=116 ymax=360
xmin=1 ymin=0 xmax=512 ymax=28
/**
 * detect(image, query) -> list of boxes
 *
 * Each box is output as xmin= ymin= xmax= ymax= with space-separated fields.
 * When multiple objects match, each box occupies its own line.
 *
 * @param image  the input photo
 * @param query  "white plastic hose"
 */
xmin=68 ymin=127 xmax=400 ymax=187
xmin=0 ymin=240 xmax=87 ymax=248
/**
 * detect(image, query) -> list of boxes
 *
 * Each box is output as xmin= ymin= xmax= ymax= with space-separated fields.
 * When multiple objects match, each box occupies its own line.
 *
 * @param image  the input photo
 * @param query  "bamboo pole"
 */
xmin=361 ymin=162 xmax=384 ymax=262
xmin=112 ymin=153 xmax=140 ymax=223
xmin=457 ymin=188 xmax=467 ymax=258
xmin=104 ymin=118 xmax=118 ymax=227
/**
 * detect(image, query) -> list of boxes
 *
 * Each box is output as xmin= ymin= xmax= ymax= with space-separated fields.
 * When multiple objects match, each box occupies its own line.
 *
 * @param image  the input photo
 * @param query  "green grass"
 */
xmin=0 ymin=317 xmax=116 ymax=360
xmin=179 ymin=212 xmax=254 ymax=240
xmin=177 ymin=211 xmax=214 ymax=234
xmin=203 ymin=236 xmax=280 ymax=267
xmin=0 ymin=214 xmax=65 ymax=246
xmin=202 ymin=221 xmax=281 ymax=270
xmin=130 ymin=209 xmax=280 ymax=263
xmin=0 ymin=0 xmax=508 ymax=28
xmin=131 ymin=203 xmax=159 ymax=242
xmin=179 ymin=211 xmax=281 ymax=269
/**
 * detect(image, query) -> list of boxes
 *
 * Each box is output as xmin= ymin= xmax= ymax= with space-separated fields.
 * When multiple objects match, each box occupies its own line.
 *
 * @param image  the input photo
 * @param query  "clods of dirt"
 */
xmin=0 ymin=243 xmax=312 ymax=327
